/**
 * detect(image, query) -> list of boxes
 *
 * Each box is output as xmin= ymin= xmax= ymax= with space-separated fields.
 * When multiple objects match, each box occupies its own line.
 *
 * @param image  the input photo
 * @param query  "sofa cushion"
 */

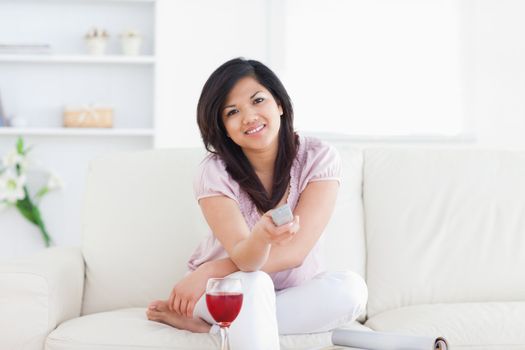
xmin=365 ymin=302 xmax=525 ymax=350
xmin=363 ymin=149 xmax=525 ymax=317
xmin=45 ymin=308 xmax=334 ymax=350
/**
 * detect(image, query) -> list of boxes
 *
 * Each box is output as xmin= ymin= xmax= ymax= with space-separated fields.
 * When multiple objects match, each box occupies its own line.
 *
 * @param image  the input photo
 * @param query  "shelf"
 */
xmin=0 ymin=54 xmax=155 ymax=64
xmin=0 ymin=127 xmax=155 ymax=136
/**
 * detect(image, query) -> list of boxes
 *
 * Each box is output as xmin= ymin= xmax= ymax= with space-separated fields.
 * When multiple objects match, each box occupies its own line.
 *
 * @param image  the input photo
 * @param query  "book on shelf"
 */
xmin=0 ymin=43 xmax=52 ymax=54
xmin=329 ymin=328 xmax=448 ymax=350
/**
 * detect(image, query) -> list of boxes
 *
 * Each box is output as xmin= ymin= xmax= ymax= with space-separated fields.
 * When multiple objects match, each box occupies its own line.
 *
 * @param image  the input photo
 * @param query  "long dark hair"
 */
xmin=197 ymin=57 xmax=299 ymax=213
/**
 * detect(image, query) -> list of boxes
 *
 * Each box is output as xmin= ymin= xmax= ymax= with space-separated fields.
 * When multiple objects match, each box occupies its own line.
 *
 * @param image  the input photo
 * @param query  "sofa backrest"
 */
xmin=81 ymin=147 xmax=366 ymax=315
xmin=323 ymin=146 xmax=366 ymax=278
xmin=363 ymin=148 xmax=525 ymax=318
xmin=81 ymin=149 xmax=208 ymax=315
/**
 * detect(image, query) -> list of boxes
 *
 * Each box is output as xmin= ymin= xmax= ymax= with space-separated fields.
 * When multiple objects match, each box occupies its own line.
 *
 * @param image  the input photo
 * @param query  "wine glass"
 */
xmin=206 ymin=278 xmax=243 ymax=350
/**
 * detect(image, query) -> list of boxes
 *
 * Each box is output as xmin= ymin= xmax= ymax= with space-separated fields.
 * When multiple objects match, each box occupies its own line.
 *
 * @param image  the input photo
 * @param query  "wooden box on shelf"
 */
xmin=63 ymin=106 xmax=113 ymax=128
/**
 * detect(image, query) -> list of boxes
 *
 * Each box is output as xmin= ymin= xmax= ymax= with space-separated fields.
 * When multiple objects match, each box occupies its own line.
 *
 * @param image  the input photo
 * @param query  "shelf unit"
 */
xmin=0 ymin=0 xmax=156 ymax=135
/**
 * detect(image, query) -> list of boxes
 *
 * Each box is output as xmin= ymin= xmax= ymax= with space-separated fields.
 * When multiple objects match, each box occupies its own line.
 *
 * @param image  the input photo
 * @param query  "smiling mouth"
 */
xmin=245 ymin=124 xmax=266 ymax=135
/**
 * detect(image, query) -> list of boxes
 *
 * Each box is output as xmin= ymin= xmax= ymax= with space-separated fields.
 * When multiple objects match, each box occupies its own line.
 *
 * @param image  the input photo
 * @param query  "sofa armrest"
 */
xmin=0 ymin=246 xmax=85 ymax=350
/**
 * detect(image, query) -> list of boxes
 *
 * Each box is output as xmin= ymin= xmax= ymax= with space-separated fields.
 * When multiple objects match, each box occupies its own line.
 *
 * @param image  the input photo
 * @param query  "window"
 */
xmin=272 ymin=0 xmax=465 ymax=137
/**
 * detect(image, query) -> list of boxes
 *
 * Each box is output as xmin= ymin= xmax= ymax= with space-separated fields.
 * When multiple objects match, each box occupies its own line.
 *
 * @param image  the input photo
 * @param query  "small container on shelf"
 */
xmin=120 ymin=29 xmax=142 ymax=56
xmin=85 ymin=28 xmax=109 ymax=55
xmin=63 ymin=105 xmax=113 ymax=128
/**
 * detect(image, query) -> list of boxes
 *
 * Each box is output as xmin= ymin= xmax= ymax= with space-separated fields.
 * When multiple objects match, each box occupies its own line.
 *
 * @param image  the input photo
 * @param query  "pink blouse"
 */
xmin=188 ymin=136 xmax=342 ymax=290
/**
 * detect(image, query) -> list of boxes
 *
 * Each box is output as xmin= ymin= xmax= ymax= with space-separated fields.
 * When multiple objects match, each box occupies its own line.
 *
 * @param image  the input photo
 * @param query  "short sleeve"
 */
xmin=193 ymin=155 xmax=240 ymax=204
xmin=298 ymin=138 xmax=342 ymax=192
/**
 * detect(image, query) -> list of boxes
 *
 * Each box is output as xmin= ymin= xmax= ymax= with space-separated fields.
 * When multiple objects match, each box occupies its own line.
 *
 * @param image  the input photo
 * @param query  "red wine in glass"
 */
xmin=206 ymin=278 xmax=243 ymax=350
xmin=206 ymin=292 xmax=243 ymax=327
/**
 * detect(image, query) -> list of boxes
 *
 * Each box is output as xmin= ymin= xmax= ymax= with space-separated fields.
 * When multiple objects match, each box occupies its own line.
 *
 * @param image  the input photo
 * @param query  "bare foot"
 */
xmin=146 ymin=300 xmax=211 ymax=333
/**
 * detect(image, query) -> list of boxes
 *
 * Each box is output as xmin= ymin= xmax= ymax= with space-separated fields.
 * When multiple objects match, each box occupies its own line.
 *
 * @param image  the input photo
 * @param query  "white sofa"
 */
xmin=2 ymin=146 xmax=525 ymax=350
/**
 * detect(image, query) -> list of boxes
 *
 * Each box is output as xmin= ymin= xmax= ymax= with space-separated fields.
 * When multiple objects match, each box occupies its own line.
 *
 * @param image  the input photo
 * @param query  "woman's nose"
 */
xmin=242 ymin=108 xmax=259 ymax=124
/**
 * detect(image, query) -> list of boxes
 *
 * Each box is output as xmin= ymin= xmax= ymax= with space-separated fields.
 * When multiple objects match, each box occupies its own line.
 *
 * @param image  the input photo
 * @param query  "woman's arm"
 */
xmin=263 ymin=180 xmax=339 ymax=271
xmin=199 ymin=196 xmax=299 ymax=271
xmin=167 ymin=258 xmax=238 ymax=317
xmin=198 ymin=180 xmax=339 ymax=273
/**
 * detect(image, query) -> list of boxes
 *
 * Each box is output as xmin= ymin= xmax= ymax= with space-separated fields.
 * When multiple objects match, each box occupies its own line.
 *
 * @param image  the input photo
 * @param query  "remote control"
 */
xmin=271 ymin=203 xmax=294 ymax=226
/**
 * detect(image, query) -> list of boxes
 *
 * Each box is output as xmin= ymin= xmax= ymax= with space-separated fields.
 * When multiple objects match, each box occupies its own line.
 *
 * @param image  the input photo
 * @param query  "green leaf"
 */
xmin=15 ymin=187 xmax=36 ymax=223
xmin=16 ymin=137 xmax=24 ymax=155
xmin=15 ymin=197 xmax=53 ymax=247
xmin=36 ymin=186 xmax=49 ymax=199
xmin=16 ymin=199 xmax=37 ymax=225
xmin=31 ymin=206 xmax=52 ymax=247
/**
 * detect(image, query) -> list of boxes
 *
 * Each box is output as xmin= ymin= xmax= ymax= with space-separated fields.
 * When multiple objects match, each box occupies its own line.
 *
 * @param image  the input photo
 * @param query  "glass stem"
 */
xmin=219 ymin=326 xmax=231 ymax=350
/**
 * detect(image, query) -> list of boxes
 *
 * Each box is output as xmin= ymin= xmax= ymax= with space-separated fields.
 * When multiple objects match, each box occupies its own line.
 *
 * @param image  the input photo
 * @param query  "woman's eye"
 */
xmin=254 ymin=97 xmax=264 ymax=104
xmin=226 ymin=109 xmax=238 ymax=117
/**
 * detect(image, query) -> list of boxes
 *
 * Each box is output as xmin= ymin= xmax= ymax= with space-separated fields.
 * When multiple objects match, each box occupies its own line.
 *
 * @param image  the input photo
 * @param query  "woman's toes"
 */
xmin=146 ymin=309 xmax=162 ymax=321
xmin=154 ymin=300 xmax=170 ymax=312
xmin=148 ymin=300 xmax=165 ymax=311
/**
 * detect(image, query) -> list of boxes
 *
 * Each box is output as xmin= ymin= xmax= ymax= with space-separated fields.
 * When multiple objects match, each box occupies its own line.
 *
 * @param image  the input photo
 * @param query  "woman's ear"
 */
xmin=278 ymin=105 xmax=283 ymax=116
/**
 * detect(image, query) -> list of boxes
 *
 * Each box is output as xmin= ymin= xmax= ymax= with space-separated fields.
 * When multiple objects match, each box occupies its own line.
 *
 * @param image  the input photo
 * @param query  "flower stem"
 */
xmin=33 ymin=205 xmax=52 ymax=247
xmin=15 ymin=186 xmax=53 ymax=247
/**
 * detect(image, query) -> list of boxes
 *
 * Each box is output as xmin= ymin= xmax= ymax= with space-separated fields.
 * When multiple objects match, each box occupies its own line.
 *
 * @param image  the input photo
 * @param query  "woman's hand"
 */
xmin=168 ymin=266 xmax=209 ymax=318
xmin=253 ymin=211 xmax=300 ymax=246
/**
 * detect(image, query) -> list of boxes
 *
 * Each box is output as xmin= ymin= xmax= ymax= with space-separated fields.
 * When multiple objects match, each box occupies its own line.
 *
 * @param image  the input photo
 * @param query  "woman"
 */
xmin=147 ymin=58 xmax=367 ymax=349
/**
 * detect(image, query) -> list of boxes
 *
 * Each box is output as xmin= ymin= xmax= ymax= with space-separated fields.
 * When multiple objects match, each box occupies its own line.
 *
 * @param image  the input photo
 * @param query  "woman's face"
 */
xmin=221 ymin=76 xmax=283 ymax=154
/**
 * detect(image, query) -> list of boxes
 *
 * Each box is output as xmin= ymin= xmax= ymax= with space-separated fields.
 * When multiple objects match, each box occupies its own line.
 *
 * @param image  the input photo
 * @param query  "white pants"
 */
xmin=193 ymin=270 xmax=368 ymax=350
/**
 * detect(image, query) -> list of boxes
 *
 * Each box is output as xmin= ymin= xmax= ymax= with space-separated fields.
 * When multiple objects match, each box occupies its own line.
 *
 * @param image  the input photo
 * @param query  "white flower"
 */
xmin=2 ymin=150 xmax=26 ymax=170
xmin=47 ymin=172 xmax=64 ymax=191
xmin=0 ymin=169 xmax=27 ymax=204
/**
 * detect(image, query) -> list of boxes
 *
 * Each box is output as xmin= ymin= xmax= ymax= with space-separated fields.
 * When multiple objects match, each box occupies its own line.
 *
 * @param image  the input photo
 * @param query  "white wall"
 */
xmin=328 ymin=0 xmax=525 ymax=150
xmin=469 ymin=0 xmax=525 ymax=150
xmin=155 ymin=0 xmax=525 ymax=151
xmin=155 ymin=0 xmax=268 ymax=148
xmin=2 ymin=0 xmax=525 ymax=259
